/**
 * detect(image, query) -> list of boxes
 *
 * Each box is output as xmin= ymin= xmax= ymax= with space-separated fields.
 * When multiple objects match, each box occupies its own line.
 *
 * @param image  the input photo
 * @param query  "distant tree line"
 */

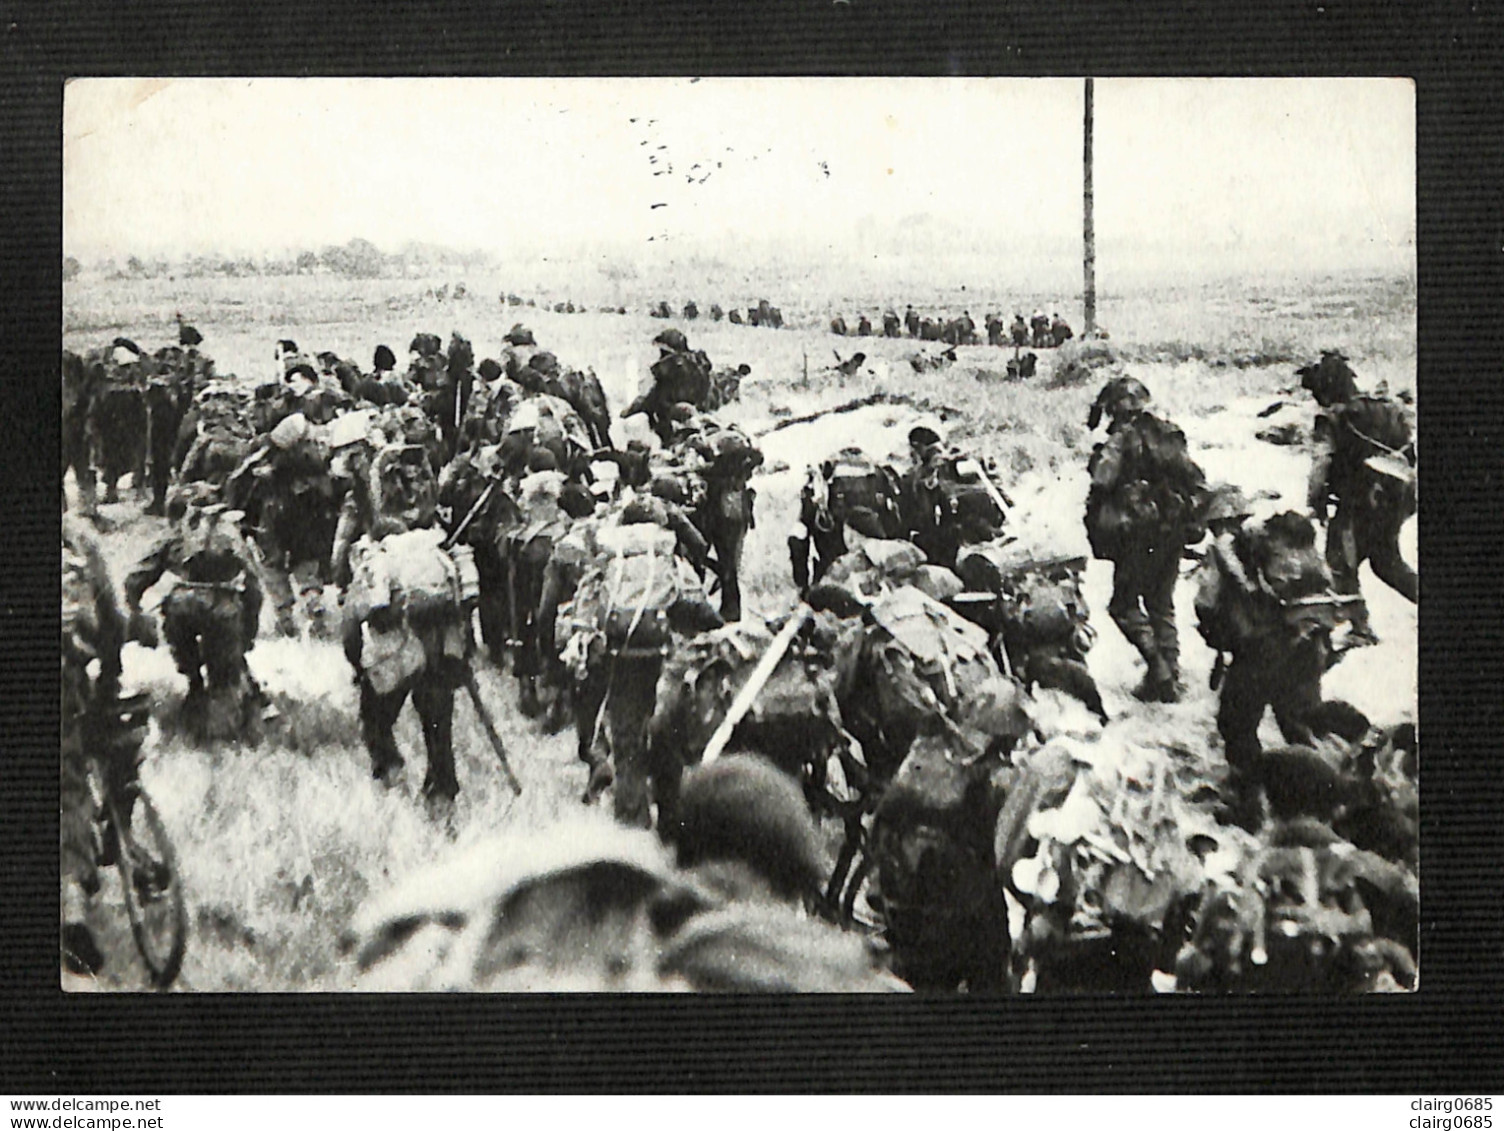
xmin=65 ymin=238 xmax=495 ymax=281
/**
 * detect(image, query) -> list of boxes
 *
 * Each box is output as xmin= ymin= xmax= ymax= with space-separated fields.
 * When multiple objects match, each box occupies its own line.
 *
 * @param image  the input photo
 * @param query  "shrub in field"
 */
xmin=1047 ymin=337 xmax=1122 ymax=389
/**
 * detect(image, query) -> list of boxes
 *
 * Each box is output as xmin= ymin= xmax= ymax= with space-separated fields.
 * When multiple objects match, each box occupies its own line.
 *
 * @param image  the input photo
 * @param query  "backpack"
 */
xmin=649 ymin=351 xmax=712 ymax=407
xmin=572 ymin=523 xmax=706 ymax=650
xmin=1329 ymin=396 xmax=1416 ymax=515
xmin=179 ymin=507 xmax=248 ymax=569
xmin=825 ymin=453 xmax=903 ymax=537
xmin=1195 ymin=513 xmax=1334 ymax=652
xmin=368 ymin=444 xmax=438 ymax=534
xmin=1001 ymin=564 xmax=1090 ymax=648
xmin=347 ymin=528 xmax=477 ymax=623
xmin=1085 ymin=414 xmax=1206 ymax=558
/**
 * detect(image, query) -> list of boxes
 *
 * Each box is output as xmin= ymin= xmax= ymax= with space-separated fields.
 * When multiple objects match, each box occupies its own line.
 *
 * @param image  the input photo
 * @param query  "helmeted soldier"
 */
xmin=1194 ymin=486 xmax=1370 ymax=826
xmin=338 ymin=432 xmax=479 ymax=809
xmin=1050 ymin=312 xmax=1074 ymax=348
xmin=1084 ymin=377 xmax=1207 ymax=702
xmin=1300 ymin=350 xmax=1417 ymax=644
xmin=124 ymin=496 xmax=268 ymax=741
xmin=62 ymin=516 xmax=149 ymax=973
xmin=231 ymin=412 xmax=338 ymax=637
xmin=1011 ymin=312 xmax=1029 ymax=347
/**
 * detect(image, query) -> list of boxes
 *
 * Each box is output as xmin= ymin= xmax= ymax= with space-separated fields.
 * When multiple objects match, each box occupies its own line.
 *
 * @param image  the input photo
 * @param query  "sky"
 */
xmin=63 ymin=77 xmax=1414 ymax=282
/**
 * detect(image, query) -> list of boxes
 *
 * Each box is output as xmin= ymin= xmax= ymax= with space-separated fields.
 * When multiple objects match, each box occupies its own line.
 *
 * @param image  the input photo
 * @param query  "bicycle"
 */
xmin=83 ymin=690 xmax=188 ymax=990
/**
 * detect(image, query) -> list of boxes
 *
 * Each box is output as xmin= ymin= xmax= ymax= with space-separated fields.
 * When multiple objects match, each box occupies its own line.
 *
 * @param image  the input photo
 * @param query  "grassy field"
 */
xmin=61 ymin=265 xmax=1417 ymax=991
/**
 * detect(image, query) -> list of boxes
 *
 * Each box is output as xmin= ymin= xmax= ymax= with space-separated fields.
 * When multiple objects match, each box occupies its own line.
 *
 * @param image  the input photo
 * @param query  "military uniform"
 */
xmin=1301 ymin=352 xmax=1417 ymax=641
xmin=1195 ymin=499 xmax=1368 ymax=822
xmin=1084 ymin=378 xmax=1206 ymax=702
xmin=125 ymin=502 xmax=266 ymax=738
xmin=61 ymin=517 xmax=139 ymax=972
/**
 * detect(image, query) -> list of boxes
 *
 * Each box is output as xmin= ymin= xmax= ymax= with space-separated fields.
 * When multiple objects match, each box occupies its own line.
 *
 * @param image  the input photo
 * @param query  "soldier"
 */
xmin=1194 ymin=486 xmax=1370 ymax=824
xmin=903 ymin=305 xmax=920 ymax=338
xmin=985 ymin=313 xmax=1004 ymax=347
xmin=1084 ymin=376 xmax=1207 ymax=702
xmin=350 ymin=755 xmax=902 ymax=991
xmin=1011 ymin=312 xmax=1029 ymax=347
xmin=1029 ymin=309 xmax=1050 ymax=349
xmin=62 ymin=516 xmax=147 ymax=973
xmin=143 ymin=331 xmax=202 ymax=515
xmin=1050 ymin=312 xmax=1074 ymax=347
xmin=337 ymin=432 xmax=478 ymax=808
xmin=230 ymin=412 xmax=337 ymax=637
xmin=124 ymin=496 xmax=268 ymax=741
xmin=856 ymin=314 xmax=873 ymax=337
xmin=558 ymin=493 xmax=723 ymax=824
xmin=901 ymin=425 xmax=1008 ymax=571
xmin=62 ymin=350 xmax=101 ymax=517
xmin=1300 ymin=350 xmax=1417 ymax=644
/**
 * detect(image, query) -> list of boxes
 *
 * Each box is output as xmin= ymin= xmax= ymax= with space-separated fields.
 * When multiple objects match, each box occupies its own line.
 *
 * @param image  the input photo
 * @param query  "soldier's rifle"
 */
xmin=701 ymin=602 xmax=814 ymax=765
xmin=461 ymin=667 xmax=523 ymax=795
xmin=442 ymin=479 xmax=496 ymax=552
xmin=954 ymin=456 xmax=1015 ymax=518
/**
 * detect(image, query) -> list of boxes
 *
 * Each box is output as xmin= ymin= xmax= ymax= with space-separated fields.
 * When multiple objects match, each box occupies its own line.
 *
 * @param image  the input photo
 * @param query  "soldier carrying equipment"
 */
xmin=1300 ymin=350 xmax=1416 ymax=644
xmin=1084 ymin=376 xmax=1207 ymax=703
xmin=1194 ymin=499 xmax=1369 ymax=827
xmin=124 ymin=499 xmax=269 ymax=742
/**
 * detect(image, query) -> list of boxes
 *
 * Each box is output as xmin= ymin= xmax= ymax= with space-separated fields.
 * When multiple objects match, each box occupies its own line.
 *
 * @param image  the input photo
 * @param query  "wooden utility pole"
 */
xmin=1083 ymin=77 xmax=1097 ymax=336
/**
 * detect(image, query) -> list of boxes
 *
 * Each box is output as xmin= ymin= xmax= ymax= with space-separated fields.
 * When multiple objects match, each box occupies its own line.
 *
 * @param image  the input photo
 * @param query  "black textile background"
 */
xmin=3 ymin=0 xmax=1502 ymax=1094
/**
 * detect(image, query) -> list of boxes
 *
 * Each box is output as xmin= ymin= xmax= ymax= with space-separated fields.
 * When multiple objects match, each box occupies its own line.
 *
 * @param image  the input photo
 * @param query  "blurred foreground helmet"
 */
xmin=1204 ymin=483 xmax=1254 ymax=525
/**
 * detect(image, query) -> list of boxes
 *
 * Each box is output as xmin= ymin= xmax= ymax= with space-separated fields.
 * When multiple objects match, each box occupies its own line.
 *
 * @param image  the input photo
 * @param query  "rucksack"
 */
xmin=1085 ymin=413 xmax=1206 ymax=558
xmin=179 ymin=507 xmax=248 ymax=569
xmin=368 ymin=444 xmax=438 ymax=534
xmin=1195 ymin=513 xmax=1334 ymax=652
xmin=1002 ymin=566 xmax=1090 ymax=648
xmin=649 ymin=351 xmax=711 ymax=407
xmin=570 ymin=523 xmax=706 ymax=650
xmin=1328 ymin=396 xmax=1416 ymax=515
xmin=347 ymin=528 xmax=478 ymax=623
xmin=824 ymin=453 xmax=903 ymax=537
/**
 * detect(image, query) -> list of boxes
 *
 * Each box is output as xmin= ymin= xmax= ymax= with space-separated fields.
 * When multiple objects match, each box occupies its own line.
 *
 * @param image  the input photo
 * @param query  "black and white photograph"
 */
xmin=60 ymin=76 xmax=1417 ymax=994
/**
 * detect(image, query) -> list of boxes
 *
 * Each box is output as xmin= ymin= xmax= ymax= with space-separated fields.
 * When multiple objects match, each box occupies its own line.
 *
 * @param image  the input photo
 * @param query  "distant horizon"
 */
xmin=65 ymin=78 xmax=1414 ymax=287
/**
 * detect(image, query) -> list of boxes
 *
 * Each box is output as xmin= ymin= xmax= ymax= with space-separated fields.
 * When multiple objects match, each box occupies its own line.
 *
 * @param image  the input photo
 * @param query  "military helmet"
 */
xmin=477 ymin=357 xmax=502 ymax=383
xmin=668 ymin=754 xmax=827 ymax=902
xmin=908 ymin=425 xmax=942 ymax=450
xmin=525 ymin=446 xmax=559 ymax=473
xmin=269 ymin=411 xmax=312 ymax=450
xmin=178 ymin=324 xmax=203 ymax=347
xmin=1088 ymin=375 xmax=1151 ymax=429
xmin=528 ymin=350 xmax=559 ymax=375
xmin=653 ymin=328 xmax=689 ymax=355
xmin=373 ymin=344 xmax=396 ymax=372
xmin=1203 ymin=483 xmax=1254 ymax=524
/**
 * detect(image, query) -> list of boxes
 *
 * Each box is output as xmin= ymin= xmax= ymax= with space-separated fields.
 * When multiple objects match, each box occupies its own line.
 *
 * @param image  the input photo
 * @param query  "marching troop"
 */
xmin=62 ymin=313 xmax=1417 ymax=993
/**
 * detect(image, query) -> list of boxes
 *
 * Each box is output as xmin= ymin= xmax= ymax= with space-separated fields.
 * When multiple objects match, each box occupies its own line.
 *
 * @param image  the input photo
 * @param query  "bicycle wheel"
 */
xmin=107 ymin=786 xmax=187 ymax=989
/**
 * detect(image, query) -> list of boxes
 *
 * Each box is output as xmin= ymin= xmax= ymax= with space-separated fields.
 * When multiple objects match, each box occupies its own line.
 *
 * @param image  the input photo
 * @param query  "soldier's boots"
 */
xmin=1340 ymin=601 xmax=1380 ymax=649
xmin=582 ymin=757 xmax=614 ymax=805
xmin=518 ymin=674 xmax=543 ymax=719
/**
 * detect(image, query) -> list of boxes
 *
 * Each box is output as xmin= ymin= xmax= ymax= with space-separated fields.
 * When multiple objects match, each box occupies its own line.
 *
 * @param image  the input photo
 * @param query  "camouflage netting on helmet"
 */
xmin=1173 ymin=822 xmax=1418 ymax=993
xmin=1000 ymin=737 xmax=1245 ymax=988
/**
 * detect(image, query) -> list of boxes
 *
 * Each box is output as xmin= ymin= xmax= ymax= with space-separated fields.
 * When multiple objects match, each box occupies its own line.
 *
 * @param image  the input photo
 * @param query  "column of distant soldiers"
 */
xmin=61 ymin=310 xmax=1414 ymax=993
